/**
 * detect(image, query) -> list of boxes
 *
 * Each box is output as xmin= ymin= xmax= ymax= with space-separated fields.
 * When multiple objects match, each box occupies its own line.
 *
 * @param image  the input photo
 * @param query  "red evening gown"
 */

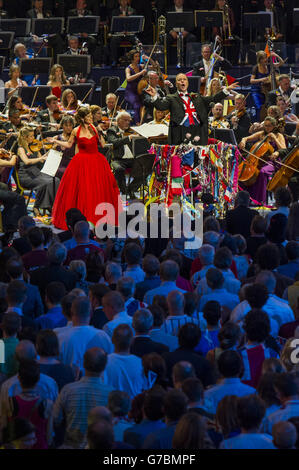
xmin=52 ymin=125 xmax=122 ymax=230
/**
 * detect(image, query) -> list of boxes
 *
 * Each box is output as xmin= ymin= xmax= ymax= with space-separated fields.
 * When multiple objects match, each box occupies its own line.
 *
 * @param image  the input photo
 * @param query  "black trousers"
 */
xmin=111 ymin=158 xmax=143 ymax=195
xmin=0 ymin=183 xmax=27 ymax=231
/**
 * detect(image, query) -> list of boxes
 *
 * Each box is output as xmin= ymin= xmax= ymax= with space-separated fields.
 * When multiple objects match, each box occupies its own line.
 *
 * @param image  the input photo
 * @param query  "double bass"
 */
xmin=238 ymin=135 xmax=275 ymax=186
xmin=267 ymin=144 xmax=299 ymax=192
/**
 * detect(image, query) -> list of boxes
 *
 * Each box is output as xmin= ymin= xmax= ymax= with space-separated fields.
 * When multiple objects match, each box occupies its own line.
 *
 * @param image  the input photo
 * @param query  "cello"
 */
xmin=267 ymin=144 xmax=299 ymax=192
xmin=238 ymin=135 xmax=275 ymax=186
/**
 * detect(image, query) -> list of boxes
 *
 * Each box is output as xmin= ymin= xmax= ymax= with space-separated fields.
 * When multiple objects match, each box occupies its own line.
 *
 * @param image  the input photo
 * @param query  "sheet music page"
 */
xmin=41 ymin=149 xmax=63 ymax=177
xmin=131 ymin=123 xmax=169 ymax=139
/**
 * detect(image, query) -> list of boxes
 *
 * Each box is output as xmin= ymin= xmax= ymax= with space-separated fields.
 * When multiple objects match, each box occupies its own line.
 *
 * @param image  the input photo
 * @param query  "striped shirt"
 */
xmin=53 ymin=376 xmax=113 ymax=448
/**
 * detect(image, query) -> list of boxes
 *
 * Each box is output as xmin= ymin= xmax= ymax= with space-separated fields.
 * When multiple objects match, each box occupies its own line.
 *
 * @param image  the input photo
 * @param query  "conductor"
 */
xmin=146 ymin=73 xmax=239 ymax=145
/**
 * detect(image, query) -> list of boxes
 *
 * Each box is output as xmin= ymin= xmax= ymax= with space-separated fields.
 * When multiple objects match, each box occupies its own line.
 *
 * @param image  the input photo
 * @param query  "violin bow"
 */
xmin=79 ymin=86 xmax=93 ymax=108
xmin=29 ymin=86 xmax=39 ymax=121
xmin=109 ymin=96 xmax=119 ymax=128
xmin=144 ymin=42 xmax=157 ymax=71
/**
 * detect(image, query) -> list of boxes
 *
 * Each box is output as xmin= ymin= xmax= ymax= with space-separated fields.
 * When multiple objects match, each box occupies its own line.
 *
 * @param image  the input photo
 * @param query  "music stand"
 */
xmin=285 ymin=122 xmax=297 ymax=136
xmin=132 ymin=137 xmax=151 ymax=157
xmin=57 ymin=54 xmax=91 ymax=77
xmin=293 ymin=9 xmax=299 ymax=26
xmin=67 ymin=16 xmax=100 ymax=34
xmin=214 ymin=128 xmax=237 ymax=145
xmin=194 ymin=10 xmax=223 ymax=28
xmin=61 ymin=83 xmax=94 ymax=102
xmin=0 ymin=19 xmax=31 ymax=37
xmin=0 ymin=32 xmax=14 ymax=50
xmin=31 ymin=18 xmax=65 ymax=36
xmin=244 ymin=13 xmax=272 ymax=43
xmin=166 ymin=11 xmax=195 ymax=31
xmin=110 ymin=16 xmax=144 ymax=34
xmin=129 ymin=153 xmax=155 ymax=203
xmin=19 ymin=58 xmax=52 ymax=77
xmin=19 ymin=86 xmax=52 ymax=107
xmin=0 ymin=56 xmax=5 ymax=76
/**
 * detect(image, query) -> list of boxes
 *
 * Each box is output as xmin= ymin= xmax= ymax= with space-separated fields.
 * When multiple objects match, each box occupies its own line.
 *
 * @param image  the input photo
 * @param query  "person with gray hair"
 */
xmin=30 ymin=242 xmax=77 ymax=299
xmin=162 ymin=290 xmax=201 ymax=336
xmin=117 ymin=276 xmax=147 ymax=317
xmin=0 ymin=340 xmax=58 ymax=423
xmin=130 ymin=309 xmax=169 ymax=357
xmin=105 ymin=262 xmax=122 ymax=290
xmin=58 ymin=296 xmax=112 ymax=373
xmin=102 ymin=290 xmax=133 ymax=338
xmin=69 ymin=259 xmax=89 ymax=295
xmin=192 ymin=244 xmax=215 ymax=288
xmin=144 ymin=260 xmax=186 ymax=306
xmin=226 ymin=190 xmax=259 ymax=238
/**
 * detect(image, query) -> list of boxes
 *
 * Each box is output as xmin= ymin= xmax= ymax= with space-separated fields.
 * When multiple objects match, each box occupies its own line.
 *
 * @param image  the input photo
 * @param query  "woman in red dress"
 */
xmin=50 ymin=107 xmax=122 ymax=230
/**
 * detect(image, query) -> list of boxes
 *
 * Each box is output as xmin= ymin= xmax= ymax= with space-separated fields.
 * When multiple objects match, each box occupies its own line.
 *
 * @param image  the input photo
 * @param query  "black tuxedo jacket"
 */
xmin=226 ymin=205 xmax=259 ymax=238
xmin=130 ymin=336 xmax=169 ymax=358
xmin=192 ymin=57 xmax=232 ymax=78
xmin=106 ymin=126 xmax=132 ymax=160
xmin=154 ymin=90 xmax=227 ymax=145
xmin=67 ymin=8 xmax=92 ymax=16
xmin=267 ymin=87 xmax=292 ymax=107
xmin=26 ymin=8 xmax=52 ymax=17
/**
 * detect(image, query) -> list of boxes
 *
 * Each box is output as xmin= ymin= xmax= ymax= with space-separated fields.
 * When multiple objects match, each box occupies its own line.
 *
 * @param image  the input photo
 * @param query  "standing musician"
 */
xmin=36 ymin=95 xmax=62 ymax=127
xmin=209 ymin=102 xmax=230 ymax=129
xmin=47 ymin=64 xmax=70 ymax=101
xmin=192 ymin=43 xmax=232 ymax=87
xmin=142 ymin=71 xmax=174 ymax=123
xmin=145 ymin=73 xmax=239 ymax=146
xmin=250 ymin=50 xmax=284 ymax=121
xmin=239 ymin=116 xmax=286 ymax=204
xmin=228 ymin=94 xmax=251 ymax=143
xmin=5 ymin=65 xmax=28 ymax=98
xmin=106 ymin=111 xmax=141 ymax=198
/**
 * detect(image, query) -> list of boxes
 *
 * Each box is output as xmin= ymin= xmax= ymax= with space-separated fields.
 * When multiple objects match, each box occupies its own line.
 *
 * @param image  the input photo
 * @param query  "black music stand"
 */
xmin=67 ymin=16 xmax=100 ymax=34
xmin=132 ymin=137 xmax=151 ymax=157
xmin=57 ymin=54 xmax=91 ymax=78
xmin=194 ymin=10 xmax=223 ymax=28
xmin=244 ymin=13 xmax=272 ymax=44
xmin=166 ymin=11 xmax=195 ymax=32
xmin=19 ymin=58 xmax=52 ymax=77
xmin=61 ymin=83 xmax=94 ymax=102
xmin=129 ymin=153 xmax=155 ymax=203
xmin=19 ymin=86 xmax=51 ymax=107
xmin=0 ymin=19 xmax=31 ymax=36
xmin=285 ymin=122 xmax=297 ymax=136
xmin=214 ymin=128 xmax=237 ymax=145
xmin=31 ymin=18 xmax=65 ymax=36
xmin=294 ymin=9 xmax=299 ymax=26
xmin=0 ymin=56 xmax=5 ymax=75
xmin=110 ymin=16 xmax=144 ymax=34
xmin=0 ymin=32 xmax=14 ymax=50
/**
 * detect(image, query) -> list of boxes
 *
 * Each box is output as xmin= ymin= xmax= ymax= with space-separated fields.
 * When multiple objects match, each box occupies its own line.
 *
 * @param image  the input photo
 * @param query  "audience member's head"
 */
xmin=69 ymin=260 xmax=87 ymax=281
xmin=15 ymin=340 xmax=36 ymax=363
xmin=244 ymin=284 xmax=268 ymax=309
xmin=105 ymin=262 xmax=122 ymax=285
xmin=257 ymin=372 xmax=282 ymax=408
xmin=71 ymin=296 xmax=91 ymax=325
xmin=216 ymin=395 xmax=239 ymax=438
xmin=272 ymin=421 xmax=297 ymax=449
xmin=83 ymin=347 xmax=107 ymax=377
xmin=160 ymin=260 xmax=179 ymax=282
xmin=117 ymin=276 xmax=135 ymax=301
xmin=256 ymin=243 xmax=280 ymax=270
xmin=133 ymin=309 xmax=153 ymax=335
xmin=142 ymin=353 xmax=167 ymax=386
xmin=203 ymin=300 xmax=221 ymax=327
xmin=6 ymin=280 xmax=27 ymax=307
xmin=45 ymin=281 xmax=66 ymax=307
xmin=178 ymin=323 xmax=201 ymax=350
xmin=36 ymin=329 xmax=59 ymax=358
xmin=73 ymin=220 xmax=90 ymax=244
xmin=206 ymin=268 xmax=224 ymax=290
xmin=18 ymin=216 xmax=35 ymax=237
xmin=87 ymin=421 xmax=114 ymax=450
xmin=218 ymin=322 xmax=241 ymax=351
xmin=27 ymin=227 xmax=44 ymax=250
xmin=172 ymin=361 xmax=196 ymax=389
xmin=108 ymin=390 xmax=130 ymax=418
xmin=47 ymin=243 xmax=67 ymax=266
xmin=243 ymin=309 xmax=271 ymax=343
xmin=124 ymin=243 xmax=142 ymax=267
xmin=167 ymin=290 xmax=185 ymax=317
xmin=255 ymin=271 xmax=276 ymax=295
xmin=235 ymin=191 xmax=250 ymax=208
xmin=237 ymin=395 xmax=266 ymax=432
xmin=112 ymin=324 xmax=133 ymax=353
xmin=88 ymin=283 xmax=110 ymax=310
xmin=214 ymin=247 xmax=232 ymax=270
xmin=250 ymin=215 xmax=267 ymax=236
xmin=172 ymin=412 xmax=209 ymax=450
xmin=102 ymin=291 xmax=125 ymax=320
xmin=1 ymin=312 xmax=21 ymax=338
xmin=218 ymin=350 xmax=244 ymax=379
xmin=181 ymin=377 xmax=204 ymax=407
xmin=143 ymin=387 xmax=166 ymax=421
xmin=274 ymin=186 xmax=292 ymax=208
xmin=274 ymin=373 xmax=299 ymax=403
xmin=18 ymin=360 xmax=40 ymax=390
xmin=142 ymin=255 xmax=160 ymax=277
xmin=163 ymin=389 xmax=188 ymax=423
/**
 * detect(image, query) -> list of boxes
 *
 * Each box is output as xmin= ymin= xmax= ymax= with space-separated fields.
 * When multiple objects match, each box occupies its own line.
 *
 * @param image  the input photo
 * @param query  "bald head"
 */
xmin=88 ymin=406 xmax=113 ymax=426
xmin=74 ymin=220 xmax=90 ymax=243
xmin=167 ymin=290 xmax=185 ymax=316
xmin=15 ymin=340 xmax=36 ymax=362
xmin=272 ymin=421 xmax=297 ymax=449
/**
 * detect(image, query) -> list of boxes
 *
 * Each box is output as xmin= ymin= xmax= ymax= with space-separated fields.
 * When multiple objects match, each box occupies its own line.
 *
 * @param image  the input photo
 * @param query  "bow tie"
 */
xmin=179 ymin=92 xmax=189 ymax=97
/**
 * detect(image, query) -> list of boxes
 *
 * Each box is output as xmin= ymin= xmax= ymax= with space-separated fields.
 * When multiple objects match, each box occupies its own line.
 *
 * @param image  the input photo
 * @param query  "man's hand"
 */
xmin=182 ymin=31 xmax=188 ymax=38
xmin=226 ymin=81 xmax=239 ymax=91
xmin=145 ymin=85 xmax=157 ymax=98
xmin=170 ymin=30 xmax=178 ymax=40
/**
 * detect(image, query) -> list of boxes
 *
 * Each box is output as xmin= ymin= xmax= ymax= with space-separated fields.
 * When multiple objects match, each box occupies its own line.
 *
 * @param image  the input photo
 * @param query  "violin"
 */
xmin=29 ymin=139 xmax=53 ymax=152
xmin=52 ymin=109 xmax=64 ymax=122
xmin=0 ymin=148 xmax=13 ymax=159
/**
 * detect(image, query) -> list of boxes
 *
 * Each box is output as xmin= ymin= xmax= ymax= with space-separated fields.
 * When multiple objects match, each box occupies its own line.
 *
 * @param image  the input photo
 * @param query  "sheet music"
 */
xmin=131 ymin=123 xmax=169 ymax=139
xmin=41 ymin=149 xmax=63 ymax=177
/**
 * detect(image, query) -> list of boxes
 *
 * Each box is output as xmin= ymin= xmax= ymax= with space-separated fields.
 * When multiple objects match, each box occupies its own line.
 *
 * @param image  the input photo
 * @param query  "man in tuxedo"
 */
xmin=192 ymin=43 xmax=232 ymax=86
xmin=106 ymin=111 xmax=141 ymax=197
xmin=145 ymin=73 xmax=238 ymax=145
xmin=142 ymin=71 xmax=174 ymax=122
xmin=228 ymin=93 xmax=252 ymax=144
xmin=36 ymin=95 xmax=61 ymax=127
xmin=267 ymin=74 xmax=299 ymax=114
xmin=26 ymin=0 xmax=52 ymax=17
xmin=67 ymin=0 xmax=92 ymax=16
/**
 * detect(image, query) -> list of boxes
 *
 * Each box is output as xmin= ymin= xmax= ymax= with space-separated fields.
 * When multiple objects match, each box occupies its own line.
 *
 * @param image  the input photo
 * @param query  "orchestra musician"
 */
xmin=267 ymin=74 xmax=298 ymax=114
xmin=145 ymin=73 xmax=239 ymax=146
xmin=1 ymin=109 xmax=24 ymax=149
xmin=192 ymin=43 xmax=232 ymax=86
xmin=26 ymin=0 xmax=52 ymax=18
xmin=5 ymin=65 xmax=28 ymax=98
xmin=54 ymin=115 xmax=76 ymax=179
xmin=142 ymin=70 xmax=174 ymax=123
xmin=250 ymin=50 xmax=284 ymax=121
xmin=239 ymin=116 xmax=286 ymax=204
xmin=102 ymin=93 xmax=122 ymax=118
xmin=228 ymin=94 xmax=251 ymax=143
xmin=106 ymin=111 xmax=142 ymax=198
xmin=61 ymin=89 xmax=79 ymax=112
xmin=276 ymin=95 xmax=299 ymax=124
xmin=110 ymin=0 xmax=137 ymax=67
xmin=209 ymin=102 xmax=230 ymax=129
xmin=6 ymin=96 xmax=31 ymax=121
xmin=17 ymin=127 xmax=60 ymax=217
xmin=148 ymin=109 xmax=169 ymax=126
xmin=47 ymin=64 xmax=70 ymax=101
xmin=212 ymin=0 xmax=236 ymax=38
xmin=13 ymin=43 xmax=39 ymax=86
xmin=36 ymin=95 xmax=62 ymax=127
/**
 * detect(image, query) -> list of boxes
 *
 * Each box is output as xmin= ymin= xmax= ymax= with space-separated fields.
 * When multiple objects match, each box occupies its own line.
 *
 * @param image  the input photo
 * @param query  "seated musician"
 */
xmin=276 ymin=95 xmax=299 ymax=124
xmin=1 ymin=110 xmax=24 ymax=149
xmin=26 ymin=0 xmax=52 ymax=18
xmin=110 ymin=0 xmax=137 ymax=66
xmin=106 ymin=111 xmax=142 ymax=198
xmin=192 ymin=43 xmax=232 ymax=85
xmin=142 ymin=71 xmax=174 ymax=123
xmin=102 ymin=93 xmax=120 ymax=118
xmin=148 ymin=109 xmax=169 ymax=126
xmin=47 ymin=64 xmax=70 ymax=101
xmin=228 ymin=94 xmax=251 ymax=143
xmin=5 ymin=65 xmax=28 ymax=98
xmin=212 ymin=0 xmax=236 ymax=39
xmin=67 ymin=0 xmax=92 ymax=16
xmin=61 ymin=89 xmax=79 ymax=112
xmin=53 ymin=115 xmax=76 ymax=179
xmin=0 ymin=152 xmax=27 ymax=232
xmin=36 ymin=95 xmax=61 ymax=127
xmin=167 ymin=0 xmax=196 ymax=46
xmin=209 ymin=102 xmax=230 ymax=129
xmin=90 ymin=105 xmax=110 ymax=137
xmin=249 ymin=105 xmax=281 ymax=134
xmin=65 ymin=34 xmax=99 ymax=68
xmin=0 ymin=0 xmax=8 ymax=18
xmin=239 ymin=116 xmax=286 ymax=204
xmin=6 ymin=96 xmax=31 ymax=121
xmin=13 ymin=43 xmax=39 ymax=86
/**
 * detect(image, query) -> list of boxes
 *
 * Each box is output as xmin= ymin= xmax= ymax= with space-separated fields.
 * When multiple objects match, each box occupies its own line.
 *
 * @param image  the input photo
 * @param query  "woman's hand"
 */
xmin=239 ymin=139 xmax=246 ymax=149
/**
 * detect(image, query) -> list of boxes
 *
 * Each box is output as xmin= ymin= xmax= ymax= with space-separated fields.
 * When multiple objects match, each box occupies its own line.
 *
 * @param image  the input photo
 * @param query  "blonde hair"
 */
xmin=9 ymin=64 xmax=21 ymax=79
xmin=268 ymin=105 xmax=281 ymax=119
xmin=18 ymin=127 xmax=34 ymax=150
xmin=90 ymin=105 xmax=102 ymax=117
xmin=153 ymin=108 xmax=168 ymax=123
xmin=256 ymin=50 xmax=267 ymax=64
xmin=106 ymin=93 xmax=117 ymax=103
xmin=14 ymin=43 xmax=26 ymax=56
xmin=206 ymin=78 xmax=221 ymax=97
xmin=49 ymin=64 xmax=68 ymax=84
